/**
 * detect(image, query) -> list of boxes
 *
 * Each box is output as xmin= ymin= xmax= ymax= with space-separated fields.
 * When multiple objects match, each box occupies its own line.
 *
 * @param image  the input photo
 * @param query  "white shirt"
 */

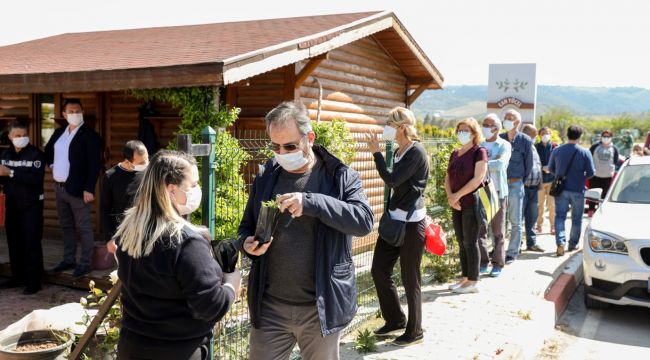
xmin=52 ymin=124 xmax=82 ymax=182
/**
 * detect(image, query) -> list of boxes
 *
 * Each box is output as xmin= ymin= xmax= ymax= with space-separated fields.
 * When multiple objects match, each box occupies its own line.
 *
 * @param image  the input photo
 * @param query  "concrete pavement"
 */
xmin=340 ymin=222 xmax=586 ymax=360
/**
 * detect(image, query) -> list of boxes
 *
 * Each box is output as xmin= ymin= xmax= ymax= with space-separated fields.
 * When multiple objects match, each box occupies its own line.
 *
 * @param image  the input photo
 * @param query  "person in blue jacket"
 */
xmin=239 ymin=101 xmax=374 ymax=360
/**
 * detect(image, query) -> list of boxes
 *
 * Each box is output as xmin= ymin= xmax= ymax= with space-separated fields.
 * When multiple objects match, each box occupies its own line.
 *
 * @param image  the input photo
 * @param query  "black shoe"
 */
xmin=373 ymin=323 xmax=406 ymax=337
xmin=73 ymin=266 xmax=91 ymax=278
xmin=505 ymin=256 xmax=515 ymax=265
xmin=526 ymin=245 xmax=545 ymax=252
xmin=393 ymin=333 xmax=424 ymax=346
xmin=49 ymin=261 xmax=76 ymax=273
xmin=23 ymin=286 xmax=41 ymax=295
xmin=568 ymin=244 xmax=579 ymax=252
xmin=0 ymin=279 xmax=23 ymax=289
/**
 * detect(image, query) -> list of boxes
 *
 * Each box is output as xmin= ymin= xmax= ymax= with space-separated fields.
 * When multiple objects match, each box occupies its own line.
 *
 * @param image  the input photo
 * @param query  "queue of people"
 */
xmin=0 ymin=99 xmax=644 ymax=359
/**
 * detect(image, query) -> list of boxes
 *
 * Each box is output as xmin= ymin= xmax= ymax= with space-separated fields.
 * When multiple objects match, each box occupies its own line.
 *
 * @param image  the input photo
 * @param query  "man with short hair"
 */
xmin=478 ymin=114 xmax=511 ymax=277
xmin=548 ymin=125 xmax=595 ymax=256
xmin=239 ymin=101 xmax=374 ymax=360
xmin=45 ymin=98 xmax=102 ymax=278
xmin=535 ymin=127 xmax=558 ymax=234
xmin=100 ymin=140 xmax=149 ymax=244
xmin=521 ymin=124 xmax=544 ymax=252
xmin=0 ymin=121 xmax=46 ymax=294
xmin=499 ymin=109 xmax=534 ymax=264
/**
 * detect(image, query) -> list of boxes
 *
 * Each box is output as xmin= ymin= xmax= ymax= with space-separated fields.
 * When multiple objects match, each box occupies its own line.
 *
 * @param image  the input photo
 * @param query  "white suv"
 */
xmin=583 ymin=155 xmax=650 ymax=309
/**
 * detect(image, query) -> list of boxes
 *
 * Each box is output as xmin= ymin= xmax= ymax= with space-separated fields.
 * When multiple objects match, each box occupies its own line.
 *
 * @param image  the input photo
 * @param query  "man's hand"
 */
xmin=276 ymin=192 xmax=304 ymax=218
xmin=364 ymin=132 xmax=381 ymax=154
xmin=243 ymin=236 xmax=272 ymax=256
xmin=107 ymin=239 xmax=117 ymax=254
xmin=222 ymin=270 xmax=243 ymax=298
xmin=83 ymin=191 xmax=94 ymax=204
xmin=0 ymin=165 xmax=10 ymax=177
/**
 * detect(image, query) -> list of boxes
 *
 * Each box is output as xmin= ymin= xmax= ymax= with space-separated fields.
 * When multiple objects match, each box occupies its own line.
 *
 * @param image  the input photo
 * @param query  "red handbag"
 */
xmin=425 ymin=216 xmax=446 ymax=256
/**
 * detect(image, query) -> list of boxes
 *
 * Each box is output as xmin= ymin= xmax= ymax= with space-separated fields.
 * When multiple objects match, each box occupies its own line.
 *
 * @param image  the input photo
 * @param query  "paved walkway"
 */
xmin=340 ymin=223 xmax=585 ymax=360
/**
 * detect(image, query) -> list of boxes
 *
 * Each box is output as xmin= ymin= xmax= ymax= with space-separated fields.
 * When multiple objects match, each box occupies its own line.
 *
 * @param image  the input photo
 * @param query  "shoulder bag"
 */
xmin=549 ymin=149 xmax=578 ymax=197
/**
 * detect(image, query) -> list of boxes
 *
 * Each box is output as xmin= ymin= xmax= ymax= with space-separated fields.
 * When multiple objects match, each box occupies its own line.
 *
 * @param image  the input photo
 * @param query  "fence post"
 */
xmin=383 ymin=140 xmax=394 ymax=209
xmin=202 ymin=126 xmax=217 ymax=238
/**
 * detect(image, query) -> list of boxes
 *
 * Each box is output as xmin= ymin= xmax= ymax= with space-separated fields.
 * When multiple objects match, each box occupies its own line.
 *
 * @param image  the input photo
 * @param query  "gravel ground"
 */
xmin=0 ymin=280 xmax=86 ymax=330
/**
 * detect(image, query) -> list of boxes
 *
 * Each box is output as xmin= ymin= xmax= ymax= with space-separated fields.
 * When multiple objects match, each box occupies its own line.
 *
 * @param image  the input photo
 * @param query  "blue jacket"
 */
xmin=535 ymin=142 xmax=557 ymax=183
xmin=500 ymin=132 xmax=533 ymax=181
xmin=238 ymin=145 xmax=374 ymax=335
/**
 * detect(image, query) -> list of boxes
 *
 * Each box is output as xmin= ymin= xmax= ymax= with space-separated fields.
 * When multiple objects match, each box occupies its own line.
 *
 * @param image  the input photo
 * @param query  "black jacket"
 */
xmin=372 ymin=141 xmax=429 ymax=212
xmin=238 ymin=145 xmax=374 ymax=336
xmin=44 ymin=124 xmax=102 ymax=196
xmin=116 ymin=225 xmax=235 ymax=341
xmin=100 ymin=166 xmax=141 ymax=242
xmin=0 ymin=144 xmax=45 ymax=210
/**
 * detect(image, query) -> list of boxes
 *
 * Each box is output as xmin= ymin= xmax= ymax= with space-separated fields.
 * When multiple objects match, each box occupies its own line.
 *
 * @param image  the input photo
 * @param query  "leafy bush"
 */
xmin=312 ymin=119 xmax=355 ymax=164
xmin=354 ymin=329 xmax=377 ymax=353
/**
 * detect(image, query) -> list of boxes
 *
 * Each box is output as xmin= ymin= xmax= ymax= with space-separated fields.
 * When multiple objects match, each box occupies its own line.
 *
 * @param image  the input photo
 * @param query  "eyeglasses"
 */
xmin=268 ymin=137 xmax=305 ymax=152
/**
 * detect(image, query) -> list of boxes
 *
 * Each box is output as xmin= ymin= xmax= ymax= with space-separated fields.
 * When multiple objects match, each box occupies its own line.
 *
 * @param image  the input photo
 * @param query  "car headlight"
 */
xmin=588 ymin=229 xmax=628 ymax=254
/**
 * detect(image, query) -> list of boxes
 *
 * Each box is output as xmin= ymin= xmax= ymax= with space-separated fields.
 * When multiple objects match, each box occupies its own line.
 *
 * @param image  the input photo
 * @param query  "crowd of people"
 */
xmin=1 ymin=99 xmax=647 ymax=359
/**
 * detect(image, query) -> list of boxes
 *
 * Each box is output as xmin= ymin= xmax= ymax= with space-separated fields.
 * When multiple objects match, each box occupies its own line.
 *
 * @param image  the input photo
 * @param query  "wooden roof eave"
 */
xmin=0 ymin=62 xmax=224 ymax=94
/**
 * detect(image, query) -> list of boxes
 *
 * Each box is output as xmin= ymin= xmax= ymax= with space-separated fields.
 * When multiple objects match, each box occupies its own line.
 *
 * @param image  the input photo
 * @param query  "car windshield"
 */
xmin=609 ymin=164 xmax=650 ymax=203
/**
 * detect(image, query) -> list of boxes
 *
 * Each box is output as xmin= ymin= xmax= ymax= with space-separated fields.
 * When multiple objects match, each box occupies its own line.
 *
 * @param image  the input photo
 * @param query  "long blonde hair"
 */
xmin=387 ymin=107 xmax=420 ymax=141
xmin=115 ymin=150 xmax=198 ymax=258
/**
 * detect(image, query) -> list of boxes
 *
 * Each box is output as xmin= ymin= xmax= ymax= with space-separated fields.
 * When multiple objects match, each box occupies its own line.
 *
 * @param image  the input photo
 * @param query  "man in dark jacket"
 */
xmin=239 ymin=102 xmax=373 ymax=360
xmin=44 ymin=98 xmax=102 ymax=278
xmin=0 ymin=121 xmax=46 ymax=294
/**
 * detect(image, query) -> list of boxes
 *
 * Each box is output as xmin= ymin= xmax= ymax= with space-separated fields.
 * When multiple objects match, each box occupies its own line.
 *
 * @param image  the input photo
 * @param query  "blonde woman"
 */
xmin=114 ymin=150 xmax=241 ymax=360
xmin=366 ymin=107 xmax=429 ymax=346
xmin=445 ymin=118 xmax=488 ymax=294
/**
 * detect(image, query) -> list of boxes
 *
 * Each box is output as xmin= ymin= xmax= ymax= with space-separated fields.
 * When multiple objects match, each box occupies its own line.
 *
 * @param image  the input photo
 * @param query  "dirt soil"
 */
xmin=12 ymin=340 xmax=59 ymax=352
xmin=0 ymin=281 xmax=86 ymax=330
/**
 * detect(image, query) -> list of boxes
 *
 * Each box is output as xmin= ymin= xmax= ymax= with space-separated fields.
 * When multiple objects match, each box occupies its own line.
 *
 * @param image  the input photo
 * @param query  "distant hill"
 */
xmin=411 ymin=85 xmax=650 ymax=119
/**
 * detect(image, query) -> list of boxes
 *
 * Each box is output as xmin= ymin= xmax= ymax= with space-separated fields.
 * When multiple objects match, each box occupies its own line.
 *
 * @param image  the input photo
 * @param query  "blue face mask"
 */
xmin=457 ymin=131 xmax=472 ymax=145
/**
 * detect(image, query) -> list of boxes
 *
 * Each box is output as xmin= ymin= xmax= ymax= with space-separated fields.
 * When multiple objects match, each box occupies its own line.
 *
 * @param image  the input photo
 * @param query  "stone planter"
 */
xmin=0 ymin=329 xmax=73 ymax=360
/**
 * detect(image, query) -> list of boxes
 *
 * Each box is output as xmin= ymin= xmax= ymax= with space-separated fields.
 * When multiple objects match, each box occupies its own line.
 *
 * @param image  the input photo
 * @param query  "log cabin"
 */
xmin=0 ymin=10 xmax=443 ymax=288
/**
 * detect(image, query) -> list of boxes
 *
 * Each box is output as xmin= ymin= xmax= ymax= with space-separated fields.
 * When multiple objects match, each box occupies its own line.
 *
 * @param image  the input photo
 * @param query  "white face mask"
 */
xmin=175 ymin=185 xmax=202 ymax=216
xmin=482 ymin=127 xmax=495 ymax=140
xmin=382 ymin=126 xmax=397 ymax=141
xmin=457 ymin=131 xmax=472 ymax=145
xmin=601 ymin=137 xmax=612 ymax=145
xmin=132 ymin=162 xmax=148 ymax=172
xmin=12 ymin=136 xmax=29 ymax=149
xmin=66 ymin=113 xmax=84 ymax=126
xmin=275 ymin=150 xmax=309 ymax=171
xmin=503 ymin=120 xmax=515 ymax=131
xmin=541 ymin=134 xmax=551 ymax=143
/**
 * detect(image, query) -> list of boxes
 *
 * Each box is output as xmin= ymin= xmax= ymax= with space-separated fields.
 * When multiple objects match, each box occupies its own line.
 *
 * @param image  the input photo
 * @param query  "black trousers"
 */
xmin=118 ymin=329 xmax=211 ymax=360
xmin=371 ymin=219 xmax=426 ymax=338
xmin=5 ymin=200 xmax=43 ymax=290
xmin=452 ymin=202 xmax=483 ymax=281
xmin=588 ymin=176 xmax=612 ymax=211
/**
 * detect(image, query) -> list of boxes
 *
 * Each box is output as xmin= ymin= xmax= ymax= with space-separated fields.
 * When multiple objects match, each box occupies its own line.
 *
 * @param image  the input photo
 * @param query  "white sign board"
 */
xmin=487 ymin=63 xmax=537 ymax=124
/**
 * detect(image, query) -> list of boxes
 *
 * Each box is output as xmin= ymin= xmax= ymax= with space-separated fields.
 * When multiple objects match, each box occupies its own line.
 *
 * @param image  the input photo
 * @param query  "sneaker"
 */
xmin=373 ymin=323 xmax=406 ymax=337
xmin=48 ymin=261 xmax=76 ymax=273
xmin=505 ymin=256 xmax=515 ymax=265
xmin=568 ymin=244 xmax=579 ymax=252
xmin=556 ymin=245 xmax=565 ymax=257
xmin=393 ymin=333 xmax=423 ymax=346
xmin=73 ymin=266 xmax=91 ymax=278
xmin=448 ymin=281 xmax=464 ymax=290
xmin=452 ymin=284 xmax=479 ymax=294
xmin=526 ymin=245 xmax=545 ymax=252
xmin=479 ymin=266 xmax=490 ymax=275
xmin=490 ymin=267 xmax=502 ymax=277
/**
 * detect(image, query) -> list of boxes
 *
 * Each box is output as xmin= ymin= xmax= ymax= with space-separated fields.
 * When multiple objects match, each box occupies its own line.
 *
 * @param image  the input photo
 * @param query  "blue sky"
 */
xmin=2 ymin=0 xmax=648 ymax=88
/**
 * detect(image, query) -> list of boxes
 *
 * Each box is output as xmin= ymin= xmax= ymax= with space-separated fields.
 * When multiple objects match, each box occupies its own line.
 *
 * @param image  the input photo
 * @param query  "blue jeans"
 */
xmin=554 ymin=190 xmax=585 ymax=247
xmin=523 ymin=185 xmax=539 ymax=247
xmin=506 ymin=180 xmax=524 ymax=258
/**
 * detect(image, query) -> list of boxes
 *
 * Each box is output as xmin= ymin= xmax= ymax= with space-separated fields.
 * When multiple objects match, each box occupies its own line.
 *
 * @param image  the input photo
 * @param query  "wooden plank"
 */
xmin=301 ymin=76 xmax=404 ymax=102
xmin=300 ymin=86 xmax=404 ymax=110
xmin=294 ymin=53 xmax=328 ymax=89
xmin=310 ymin=67 xmax=405 ymax=94
xmin=318 ymin=58 xmax=407 ymax=85
xmin=407 ymin=83 xmax=430 ymax=106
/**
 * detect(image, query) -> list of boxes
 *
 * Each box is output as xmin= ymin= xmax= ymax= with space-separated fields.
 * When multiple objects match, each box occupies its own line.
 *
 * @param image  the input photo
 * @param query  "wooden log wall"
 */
xmin=298 ymin=37 xmax=408 ymax=253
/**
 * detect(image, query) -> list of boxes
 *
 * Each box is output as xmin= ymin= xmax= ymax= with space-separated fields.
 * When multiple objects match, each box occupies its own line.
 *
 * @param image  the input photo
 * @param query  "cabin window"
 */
xmin=38 ymin=94 xmax=56 ymax=147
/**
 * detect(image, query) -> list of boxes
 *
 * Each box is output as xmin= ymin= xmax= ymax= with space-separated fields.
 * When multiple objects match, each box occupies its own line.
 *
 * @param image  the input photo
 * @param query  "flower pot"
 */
xmin=91 ymin=244 xmax=115 ymax=270
xmin=0 ymin=329 xmax=73 ymax=360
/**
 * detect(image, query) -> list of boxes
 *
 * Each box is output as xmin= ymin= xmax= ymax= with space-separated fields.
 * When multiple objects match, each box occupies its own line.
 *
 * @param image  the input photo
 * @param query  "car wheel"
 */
xmin=583 ymin=286 xmax=609 ymax=309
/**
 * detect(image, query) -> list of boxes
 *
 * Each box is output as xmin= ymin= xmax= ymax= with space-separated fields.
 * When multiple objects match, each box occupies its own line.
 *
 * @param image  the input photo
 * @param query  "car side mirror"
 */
xmin=585 ymin=188 xmax=603 ymax=203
